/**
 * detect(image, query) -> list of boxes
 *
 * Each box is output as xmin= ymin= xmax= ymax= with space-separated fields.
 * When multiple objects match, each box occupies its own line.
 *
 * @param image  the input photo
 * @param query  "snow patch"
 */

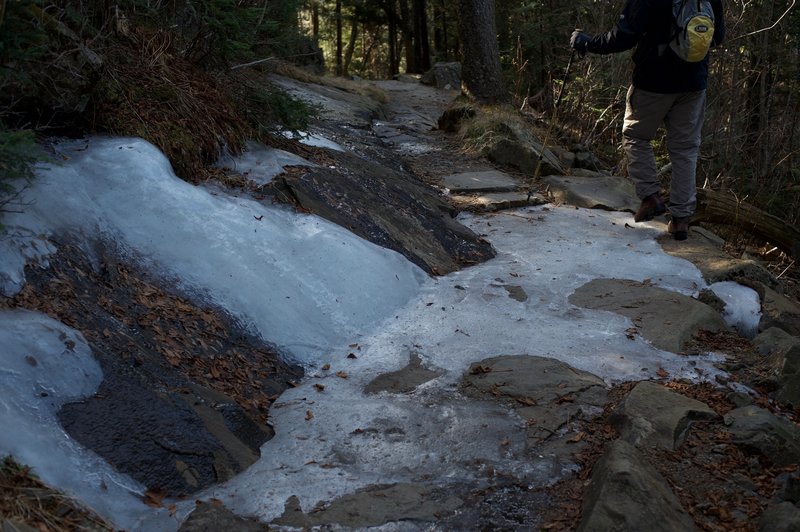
xmin=216 ymin=140 xmax=316 ymax=186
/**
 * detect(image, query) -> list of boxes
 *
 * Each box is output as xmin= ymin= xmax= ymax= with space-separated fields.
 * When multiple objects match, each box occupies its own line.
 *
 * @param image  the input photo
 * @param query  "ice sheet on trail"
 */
xmin=205 ymin=207 xmax=729 ymax=523
xmin=0 ymin=136 xmax=427 ymax=362
xmin=0 ymin=136 xmax=748 ymax=530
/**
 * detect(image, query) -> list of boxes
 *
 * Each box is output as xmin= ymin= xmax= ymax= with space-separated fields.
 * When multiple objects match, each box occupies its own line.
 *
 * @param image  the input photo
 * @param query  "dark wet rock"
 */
xmin=441 ymin=170 xmax=521 ymax=194
xmin=542 ymin=174 xmax=639 ymax=213
xmin=577 ymin=440 xmax=695 ymax=532
xmin=364 ymin=352 xmax=442 ymax=394
xmin=272 ymin=484 xmax=462 ymax=528
xmin=613 ymin=381 xmax=718 ymax=451
xmin=461 ymin=355 xmax=607 ymax=461
xmin=273 ymin=149 xmax=495 ymax=275
xmin=659 ymin=227 xmax=779 ymax=288
xmin=759 ymin=502 xmax=800 ymax=532
xmin=179 ymin=501 xmax=267 ymax=531
xmin=420 ymin=62 xmax=461 ymax=90
xmin=449 ymin=191 xmax=547 ymax=212
xmin=569 ymin=278 xmax=728 ymax=353
xmin=724 ymin=405 xmax=800 ymax=466
xmin=16 ymin=242 xmax=302 ymax=497
xmin=487 ymin=138 xmax=563 ymax=177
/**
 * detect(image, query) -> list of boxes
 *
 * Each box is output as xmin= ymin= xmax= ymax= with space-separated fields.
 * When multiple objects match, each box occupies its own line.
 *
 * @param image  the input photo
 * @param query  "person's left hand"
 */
xmin=570 ymin=30 xmax=591 ymax=55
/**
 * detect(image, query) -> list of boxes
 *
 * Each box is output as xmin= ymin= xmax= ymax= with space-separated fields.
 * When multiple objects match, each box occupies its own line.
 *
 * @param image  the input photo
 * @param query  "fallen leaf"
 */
xmin=568 ymin=432 xmax=586 ymax=443
xmin=314 ymin=383 xmax=325 ymax=392
xmin=500 ymin=438 xmax=510 ymax=447
xmin=515 ymin=396 xmax=537 ymax=406
xmin=305 ymin=410 xmax=314 ymax=420
xmin=336 ymin=371 xmax=348 ymax=379
xmin=321 ymin=363 xmax=331 ymax=370
xmin=143 ymin=488 xmax=167 ymax=508
xmin=470 ymin=365 xmax=492 ymax=375
xmin=657 ymin=367 xmax=669 ymax=378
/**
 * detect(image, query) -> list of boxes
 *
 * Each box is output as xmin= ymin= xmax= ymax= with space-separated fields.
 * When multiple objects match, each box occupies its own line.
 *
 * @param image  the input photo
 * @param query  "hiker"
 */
xmin=570 ymin=0 xmax=725 ymax=240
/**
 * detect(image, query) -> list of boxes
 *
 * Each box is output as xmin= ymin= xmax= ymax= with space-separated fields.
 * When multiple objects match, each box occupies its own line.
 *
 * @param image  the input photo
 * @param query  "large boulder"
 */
xmin=577 ymin=440 xmax=695 ymax=532
xmin=613 ymin=381 xmax=718 ymax=451
xmin=753 ymin=328 xmax=800 ymax=407
xmin=724 ymin=405 xmax=800 ymax=466
xmin=569 ymin=278 xmax=728 ymax=353
xmin=420 ymin=62 xmax=461 ymax=90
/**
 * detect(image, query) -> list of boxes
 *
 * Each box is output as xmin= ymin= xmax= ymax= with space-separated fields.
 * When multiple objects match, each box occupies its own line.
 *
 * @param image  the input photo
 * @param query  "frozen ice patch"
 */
xmin=709 ymin=281 xmax=762 ymax=338
xmin=216 ymin=140 xmax=316 ymax=186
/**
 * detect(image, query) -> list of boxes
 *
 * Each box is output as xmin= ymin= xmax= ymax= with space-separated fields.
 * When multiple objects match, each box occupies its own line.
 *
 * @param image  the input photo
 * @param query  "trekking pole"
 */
xmin=527 ymin=49 xmax=576 ymax=201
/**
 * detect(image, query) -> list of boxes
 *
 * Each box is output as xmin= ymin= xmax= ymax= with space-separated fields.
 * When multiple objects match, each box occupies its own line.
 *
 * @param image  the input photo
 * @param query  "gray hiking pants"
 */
xmin=622 ymin=86 xmax=706 ymax=219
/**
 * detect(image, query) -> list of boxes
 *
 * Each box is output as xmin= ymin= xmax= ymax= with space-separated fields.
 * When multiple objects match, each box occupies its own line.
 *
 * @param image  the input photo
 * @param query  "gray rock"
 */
xmin=569 ymin=278 xmax=728 ymax=353
xmin=577 ymin=440 xmax=695 ymax=532
xmin=759 ymin=502 xmax=800 ymax=532
xmin=420 ymin=62 xmax=462 ymax=90
xmin=758 ymin=283 xmax=800 ymax=336
xmin=725 ymin=406 xmax=800 ymax=466
xmin=573 ymin=151 xmax=605 ymax=171
xmin=273 ymin=484 xmax=462 ymax=528
xmin=364 ymin=352 xmax=442 ymax=394
xmin=462 ymin=355 xmax=607 ymax=456
xmin=487 ymin=138 xmax=563 ymax=176
xmin=751 ymin=328 xmax=800 ymax=407
xmin=179 ymin=501 xmax=266 ymax=531
xmin=614 ymin=381 xmax=718 ymax=450
xmin=543 ymin=174 xmax=639 ymax=213
xmin=659 ymin=229 xmax=778 ymax=288
xmin=441 ymin=170 xmax=521 ymax=194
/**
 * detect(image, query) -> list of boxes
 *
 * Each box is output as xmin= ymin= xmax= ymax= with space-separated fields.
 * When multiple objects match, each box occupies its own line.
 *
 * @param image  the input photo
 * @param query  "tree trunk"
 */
xmin=412 ymin=0 xmax=430 ymax=72
xmin=335 ymin=0 xmax=343 ymax=76
xmin=693 ymin=189 xmax=800 ymax=260
xmin=343 ymin=15 xmax=358 ymax=75
xmin=311 ymin=1 xmax=319 ymax=38
xmin=399 ymin=0 xmax=415 ymax=73
xmin=384 ymin=1 xmax=399 ymax=76
xmin=458 ymin=0 xmax=508 ymax=103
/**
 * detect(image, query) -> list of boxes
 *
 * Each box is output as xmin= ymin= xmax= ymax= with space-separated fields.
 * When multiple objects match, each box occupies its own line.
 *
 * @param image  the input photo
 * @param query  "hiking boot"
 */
xmin=633 ymin=193 xmax=666 ymax=222
xmin=668 ymin=217 xmax=690 ymax=241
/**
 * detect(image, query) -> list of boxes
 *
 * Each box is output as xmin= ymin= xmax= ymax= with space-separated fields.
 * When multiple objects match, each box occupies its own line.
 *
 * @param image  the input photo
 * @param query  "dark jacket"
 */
xmin=586 ymin=0 xmax=725 ymax=93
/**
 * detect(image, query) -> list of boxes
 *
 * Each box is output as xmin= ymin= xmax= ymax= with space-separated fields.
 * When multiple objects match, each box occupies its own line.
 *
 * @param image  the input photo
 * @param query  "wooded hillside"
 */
xmin=1 ymin=0 xmax=798 ymax=229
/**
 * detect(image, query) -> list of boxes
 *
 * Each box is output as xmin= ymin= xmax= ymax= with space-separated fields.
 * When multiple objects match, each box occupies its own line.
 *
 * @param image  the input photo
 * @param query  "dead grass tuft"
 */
xmin=272 ymin=61 xmax=387 ymax=104
xmin=0 ymin=456 xmax=113 ymax=531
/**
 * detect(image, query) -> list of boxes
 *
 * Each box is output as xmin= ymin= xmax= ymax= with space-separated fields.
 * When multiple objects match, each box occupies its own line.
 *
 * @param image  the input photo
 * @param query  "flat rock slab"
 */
xmin=462 ymin=355 xmax=607 ymax=454
xmin=760 ymin=502 xmax=800 ymax=532
xmin=543 ymin=174 xmax=639 ymax=213
xmin=658 ymin=226 xmax=777 ymax=287
xmin=442 ymin=170 xmax=521 ymax=194
xmin=364 ymin=352 xmax=442 ymax=394
xmin=275 ymin=149 xmax=496 ymax=275
xmin=273 ymin=483 xmax=462 ymax=528
xmin=179 ymin=501 xmax=266 ymax=531
xmin=615 ymin=381 xmax=718 ymax=450
xmin=577 ymin=439 xmax=695 ymax=532
xmin=724 ymin=405 xmax=800 ymax=466
xmin=449 ymin=192 xmax=547 ymax=212
xmin=569 ymin=278 xmax=728 ymax=353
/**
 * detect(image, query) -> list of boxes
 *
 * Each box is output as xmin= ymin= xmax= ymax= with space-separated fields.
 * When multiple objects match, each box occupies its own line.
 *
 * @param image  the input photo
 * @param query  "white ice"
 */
xmin=216 ymin=140 xmax=316 ymax=186
xmin=709 ymin=280 xmax=762 ymax=338
xmin=0 ymin=137 xmax=748 ymax=529
xmin=282 ymin=130 xmax=345 ymax=151
xmin=0 ymin=137 xmax=427 ymax=363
